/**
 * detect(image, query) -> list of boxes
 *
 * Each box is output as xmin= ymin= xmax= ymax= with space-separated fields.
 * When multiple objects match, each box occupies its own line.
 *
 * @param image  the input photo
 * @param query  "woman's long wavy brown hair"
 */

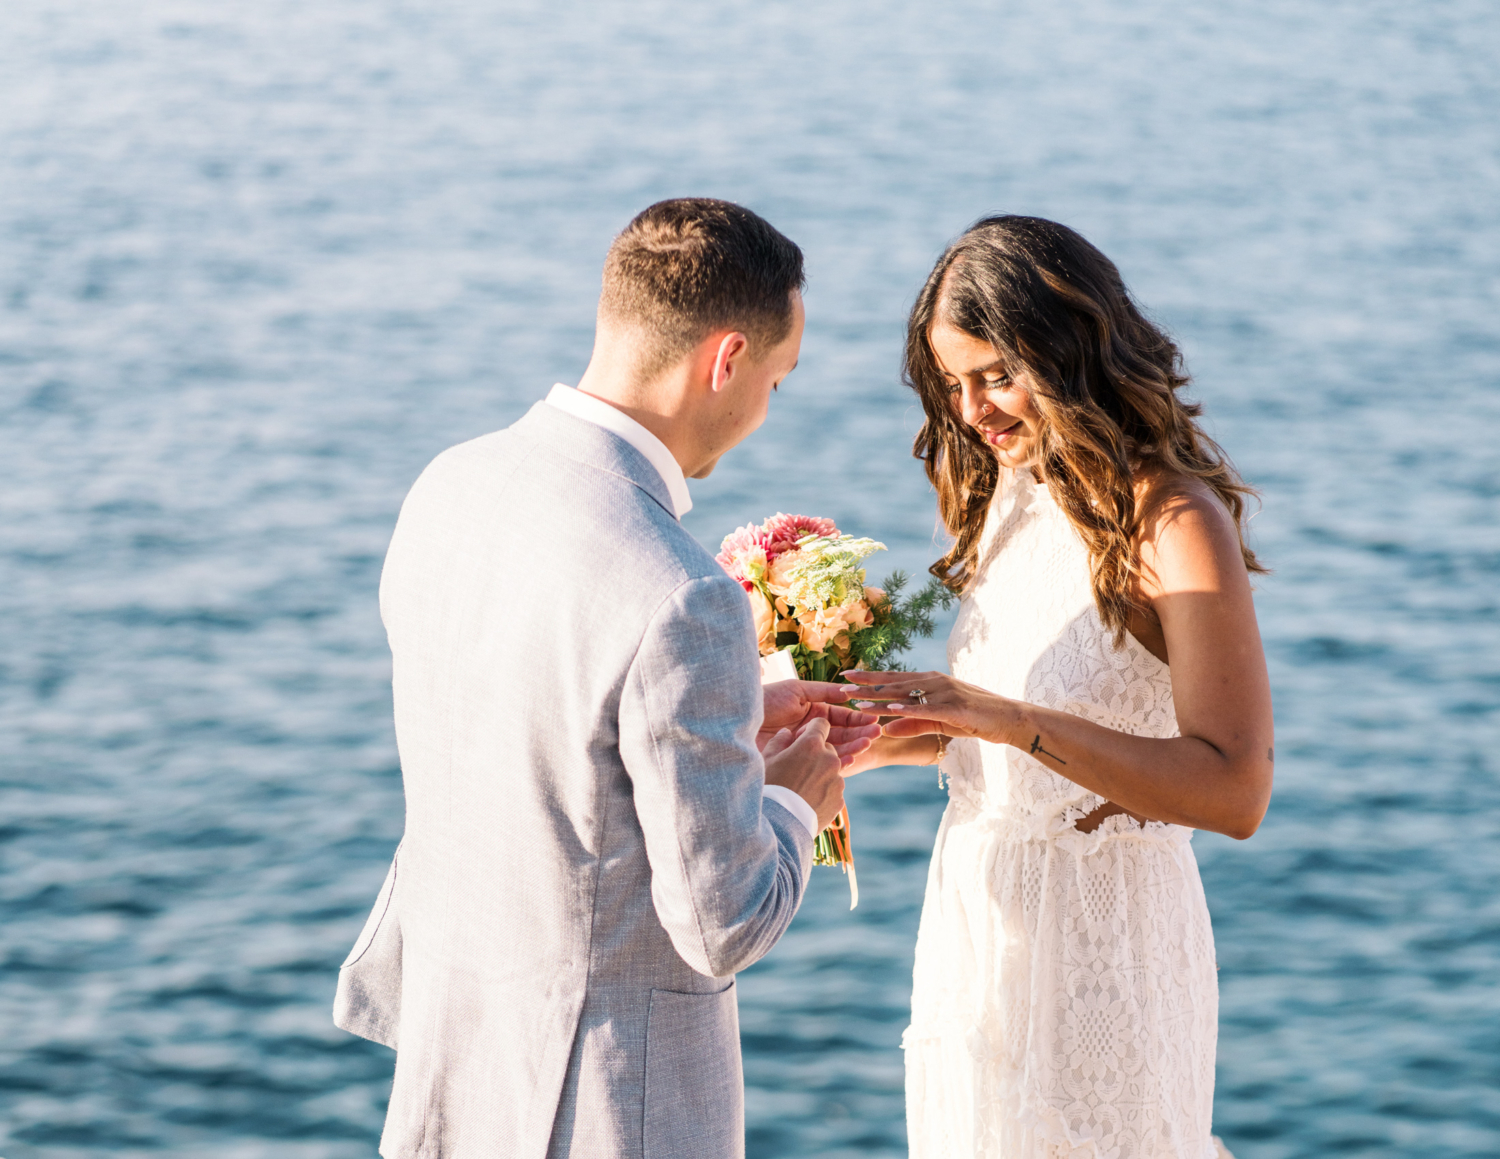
xmin=907 ymin=215 xmax=1264 ymax=642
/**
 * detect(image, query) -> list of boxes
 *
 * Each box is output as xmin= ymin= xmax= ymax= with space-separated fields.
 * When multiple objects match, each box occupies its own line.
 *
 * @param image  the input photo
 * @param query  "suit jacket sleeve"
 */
xmin=619 ymin=572 xmax=815 ymax=978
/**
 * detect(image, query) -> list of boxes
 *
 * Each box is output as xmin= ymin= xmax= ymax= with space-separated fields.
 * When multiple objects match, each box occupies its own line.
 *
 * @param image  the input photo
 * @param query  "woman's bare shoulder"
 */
xmin=1135 ymin=469 xmax=1234 ymax=534
xmin=1133 ymin=469 xmax=1244 ymax=591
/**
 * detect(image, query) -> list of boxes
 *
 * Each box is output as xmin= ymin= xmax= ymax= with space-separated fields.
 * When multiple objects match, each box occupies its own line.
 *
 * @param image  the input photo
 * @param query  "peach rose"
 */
xmin=747 ymin=586 xmax=777 ymax=655
xmin=843 ymin=598 xmax=874 ymax=630
xmin=797 ymin=614 xmax=842 ymax=654
xmin=766 ymin=548 xmax=805 ymax=594
xmin=795 ymin=599 xmax=870 ymax=654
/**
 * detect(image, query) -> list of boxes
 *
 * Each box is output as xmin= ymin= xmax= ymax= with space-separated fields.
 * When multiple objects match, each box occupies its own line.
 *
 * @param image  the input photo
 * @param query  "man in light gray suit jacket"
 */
xmin=334 ymin=199 xmax=878 ymax=1158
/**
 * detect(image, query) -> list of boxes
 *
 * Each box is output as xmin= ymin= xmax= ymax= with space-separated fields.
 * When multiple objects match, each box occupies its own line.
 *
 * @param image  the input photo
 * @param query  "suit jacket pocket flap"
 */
xmin=643 ymin=982 xmax=743 ymax=1159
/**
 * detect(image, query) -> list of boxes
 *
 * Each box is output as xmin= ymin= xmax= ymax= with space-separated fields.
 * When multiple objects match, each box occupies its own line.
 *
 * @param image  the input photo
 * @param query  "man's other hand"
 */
xmin=762 ymin=718 xmax=846 ymax=832
xmin=760 ymin=680 xmax=881 ymax=767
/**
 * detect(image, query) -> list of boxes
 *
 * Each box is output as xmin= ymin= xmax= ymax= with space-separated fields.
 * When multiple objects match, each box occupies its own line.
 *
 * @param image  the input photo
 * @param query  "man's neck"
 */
xmin=575 ymin=361 xmax=699 ymax=477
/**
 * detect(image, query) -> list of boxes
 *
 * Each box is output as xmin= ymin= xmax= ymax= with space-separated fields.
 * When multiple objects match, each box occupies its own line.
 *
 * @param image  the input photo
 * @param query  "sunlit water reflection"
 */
xmin=1 ymin=1 xmax=1497 ymax=1155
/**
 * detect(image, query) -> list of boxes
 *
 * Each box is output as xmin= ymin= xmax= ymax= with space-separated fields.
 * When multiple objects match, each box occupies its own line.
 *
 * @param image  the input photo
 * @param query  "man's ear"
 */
xmin=709 ymin=332 xmax=749 ymax=393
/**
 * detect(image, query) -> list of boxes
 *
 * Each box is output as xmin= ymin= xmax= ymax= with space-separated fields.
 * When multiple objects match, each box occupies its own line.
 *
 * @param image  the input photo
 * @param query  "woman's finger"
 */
xmin=841 ymin=674 xmax=946 ymax=702
xmin=828 ymin=720 xmax=883 ymax=740
xmin=834 ymin=665 xmax=936 ymax=683
xmin=848 ymin=690 xmax=928 ymax=706
xmin=877 ymin=697 xmax=965 ymax=723
xmin=833 ymin=737 xmax=874 ymax=764
xmin=798 ymin=680 xmax=866 ymax=704
xmin=885 ymin=699 xmax=969 ymax=720
xmin=879 ymin=716 xmax=944 ymax=738
xmin=880 ymin=714 xmax=967 ymax=740
xmin=851 ymin=690 xmax=952 ymax=713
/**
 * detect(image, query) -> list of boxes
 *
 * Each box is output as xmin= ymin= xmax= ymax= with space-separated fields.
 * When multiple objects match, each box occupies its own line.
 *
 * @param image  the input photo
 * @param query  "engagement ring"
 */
xmin=910 ymin=688 xmax=928 ymax=704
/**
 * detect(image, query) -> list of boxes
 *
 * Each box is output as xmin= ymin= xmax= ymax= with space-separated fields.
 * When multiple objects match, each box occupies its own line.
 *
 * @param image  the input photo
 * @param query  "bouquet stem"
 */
xmin=812 ymin=806 xmax=858 ymax=909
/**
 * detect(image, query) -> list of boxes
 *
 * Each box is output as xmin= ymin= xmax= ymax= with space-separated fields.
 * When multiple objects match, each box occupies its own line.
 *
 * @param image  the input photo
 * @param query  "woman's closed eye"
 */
xmin=947 ymin=374 xmax=1012 ymax=395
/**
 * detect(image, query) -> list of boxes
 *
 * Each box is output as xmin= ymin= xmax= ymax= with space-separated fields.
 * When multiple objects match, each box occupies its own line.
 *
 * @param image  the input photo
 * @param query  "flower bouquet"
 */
xmin=716 ymin=513 xmax=951 ymax=906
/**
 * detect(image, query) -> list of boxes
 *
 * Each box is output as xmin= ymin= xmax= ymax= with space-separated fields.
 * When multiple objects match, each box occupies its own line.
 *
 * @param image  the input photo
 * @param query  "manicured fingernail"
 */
xmin=854 ymin=701 xmax=875 ymax=709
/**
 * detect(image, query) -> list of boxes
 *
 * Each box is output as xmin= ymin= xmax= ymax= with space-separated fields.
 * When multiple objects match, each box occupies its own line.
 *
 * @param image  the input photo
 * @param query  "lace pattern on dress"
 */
xmin=913 ymin=470 xmax=1228 ymax=1159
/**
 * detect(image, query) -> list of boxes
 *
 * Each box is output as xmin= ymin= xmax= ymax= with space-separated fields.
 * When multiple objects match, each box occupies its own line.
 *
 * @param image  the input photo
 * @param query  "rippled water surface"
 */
xmin=2 ymin=1 xmax=1498 ymax=1156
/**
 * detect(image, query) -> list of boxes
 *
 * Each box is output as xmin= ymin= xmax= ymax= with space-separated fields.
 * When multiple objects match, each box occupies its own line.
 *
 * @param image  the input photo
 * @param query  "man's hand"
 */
xmin=762 ymin=718 xmax=845 ymax=832
xmin=760 ymin=680 xmax=881 ymax=768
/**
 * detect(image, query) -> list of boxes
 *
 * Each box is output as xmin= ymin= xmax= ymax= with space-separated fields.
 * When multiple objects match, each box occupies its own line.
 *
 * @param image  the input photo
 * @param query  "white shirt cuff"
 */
xmin=762 ymin=785 xmax=819 ymax=839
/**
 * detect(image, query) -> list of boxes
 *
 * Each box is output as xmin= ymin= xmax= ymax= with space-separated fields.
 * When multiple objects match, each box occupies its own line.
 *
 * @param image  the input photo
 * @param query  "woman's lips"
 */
xmin=981 ymin=420 xmax=1023 ymax=445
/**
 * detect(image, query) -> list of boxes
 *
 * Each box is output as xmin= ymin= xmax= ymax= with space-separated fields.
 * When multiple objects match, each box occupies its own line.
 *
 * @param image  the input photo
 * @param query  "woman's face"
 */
xmin=929 ymin=322 xmax=1043 ymax=471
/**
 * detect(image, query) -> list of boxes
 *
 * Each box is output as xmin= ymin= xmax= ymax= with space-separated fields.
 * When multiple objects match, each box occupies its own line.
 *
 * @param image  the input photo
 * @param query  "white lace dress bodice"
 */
xmin=905 ymin=471 xmax=1231 ymax=1159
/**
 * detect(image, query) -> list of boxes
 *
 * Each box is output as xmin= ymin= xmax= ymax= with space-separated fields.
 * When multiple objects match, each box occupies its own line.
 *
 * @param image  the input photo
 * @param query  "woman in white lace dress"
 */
xmin=843 ymin=217 xmax=1273 ymax=1159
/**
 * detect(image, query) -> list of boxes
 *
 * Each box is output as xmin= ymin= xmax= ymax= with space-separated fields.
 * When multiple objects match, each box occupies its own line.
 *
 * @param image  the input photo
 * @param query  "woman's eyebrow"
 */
xmin=966 ymin=358 xmax=1007 ymax=376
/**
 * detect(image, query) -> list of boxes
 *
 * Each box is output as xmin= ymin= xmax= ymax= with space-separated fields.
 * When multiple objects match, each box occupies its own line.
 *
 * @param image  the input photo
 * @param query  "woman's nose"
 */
xmin=958 ymin=383 xmax=990 ymax=426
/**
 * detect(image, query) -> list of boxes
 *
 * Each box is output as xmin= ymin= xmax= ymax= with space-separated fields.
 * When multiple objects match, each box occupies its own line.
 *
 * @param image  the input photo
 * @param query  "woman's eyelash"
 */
xmin=947 ymin=375 xmax=1010 ymax=391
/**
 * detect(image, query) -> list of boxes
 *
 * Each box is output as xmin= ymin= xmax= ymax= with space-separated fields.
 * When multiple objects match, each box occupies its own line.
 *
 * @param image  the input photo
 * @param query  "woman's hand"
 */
xmin=837 ymin=731 xmax=943 ymax=777
xmin=839 ymin=669 xmax=1023 ymax=746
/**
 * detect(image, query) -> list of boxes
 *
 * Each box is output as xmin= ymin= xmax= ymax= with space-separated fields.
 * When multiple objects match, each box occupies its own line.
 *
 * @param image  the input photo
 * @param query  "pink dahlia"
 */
xmin=716 ymin=523 xmax=774 ymax=588
xmin=762 ymin=512 xmax=838 ymax=557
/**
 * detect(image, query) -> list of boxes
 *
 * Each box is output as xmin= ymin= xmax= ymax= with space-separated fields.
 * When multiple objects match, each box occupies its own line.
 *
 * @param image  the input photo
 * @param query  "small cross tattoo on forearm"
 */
xmin=1029 ymin=735 xmax=1066 ymax=764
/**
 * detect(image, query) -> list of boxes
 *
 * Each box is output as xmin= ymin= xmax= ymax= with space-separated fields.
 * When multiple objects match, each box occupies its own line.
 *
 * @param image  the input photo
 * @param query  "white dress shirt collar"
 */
xmin=544 ymin=384 xmax=693 ymax=520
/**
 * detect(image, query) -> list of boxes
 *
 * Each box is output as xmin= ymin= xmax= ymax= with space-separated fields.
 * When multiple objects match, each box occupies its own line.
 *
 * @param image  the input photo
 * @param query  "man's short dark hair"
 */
xmin=599 ymin=198 xmax=805 ymax=376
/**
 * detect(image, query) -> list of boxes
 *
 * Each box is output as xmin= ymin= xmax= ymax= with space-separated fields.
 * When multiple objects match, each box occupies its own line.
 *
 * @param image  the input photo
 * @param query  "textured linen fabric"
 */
xmin=543 ymin=383 xmax=694 ymax=519
xmin=905 ymin=470 xmax=1233 ymax=1159
xmin=334 ymin=400 xmax=814 ymax=1159
xmin=542 ymin=385 xmax=815 ymax=840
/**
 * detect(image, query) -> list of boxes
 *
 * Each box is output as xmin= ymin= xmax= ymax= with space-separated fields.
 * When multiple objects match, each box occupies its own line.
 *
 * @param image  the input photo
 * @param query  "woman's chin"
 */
xmin=991 ymin=444 xmax=1037 ymax=471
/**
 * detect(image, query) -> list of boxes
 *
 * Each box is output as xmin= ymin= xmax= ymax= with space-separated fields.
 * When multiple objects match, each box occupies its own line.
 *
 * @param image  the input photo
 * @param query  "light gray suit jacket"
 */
xmin=334 ymin=401 xmax=814 ymax=1159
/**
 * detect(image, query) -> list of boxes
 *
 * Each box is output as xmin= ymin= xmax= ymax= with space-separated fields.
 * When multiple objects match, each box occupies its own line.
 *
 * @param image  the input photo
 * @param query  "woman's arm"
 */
xmin=846 ymin=487 xmax=1274 ymax=840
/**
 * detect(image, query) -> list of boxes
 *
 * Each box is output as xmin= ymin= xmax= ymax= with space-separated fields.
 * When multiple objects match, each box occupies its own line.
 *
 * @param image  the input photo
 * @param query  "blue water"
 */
xmin=2 ymin=1 xmax=1497 ymax=1155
